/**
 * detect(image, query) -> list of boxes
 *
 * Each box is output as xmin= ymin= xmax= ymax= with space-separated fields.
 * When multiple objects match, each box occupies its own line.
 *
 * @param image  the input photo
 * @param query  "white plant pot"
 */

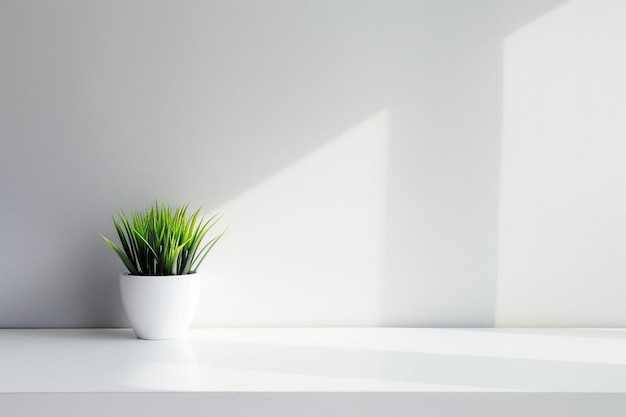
xmin=119 ymin=272 xmax=201 ymax=340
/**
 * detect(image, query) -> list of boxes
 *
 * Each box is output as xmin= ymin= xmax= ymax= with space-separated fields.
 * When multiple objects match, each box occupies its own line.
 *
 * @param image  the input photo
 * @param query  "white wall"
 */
xmin=0 ymin=0 xmax=569 ymax=328
xmin=497 ymin=0 xmax=626 ymax=326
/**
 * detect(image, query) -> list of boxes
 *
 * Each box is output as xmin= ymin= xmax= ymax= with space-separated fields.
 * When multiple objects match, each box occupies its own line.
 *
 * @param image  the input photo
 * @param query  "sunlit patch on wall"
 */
xmin=497 ymin=0 xmax=626 ymax=326
xmin=195 ymin=110 xmax=390 ymax=326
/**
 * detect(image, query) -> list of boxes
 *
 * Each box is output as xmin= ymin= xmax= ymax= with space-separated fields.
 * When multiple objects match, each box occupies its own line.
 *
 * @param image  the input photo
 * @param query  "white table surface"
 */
xmin=2 ymin=327 xmax=626 ymax=393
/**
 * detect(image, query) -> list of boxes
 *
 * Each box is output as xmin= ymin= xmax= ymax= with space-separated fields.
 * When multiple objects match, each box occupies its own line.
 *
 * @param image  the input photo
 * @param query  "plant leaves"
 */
xmin=101 ymin=202 xmax=226 ymax=275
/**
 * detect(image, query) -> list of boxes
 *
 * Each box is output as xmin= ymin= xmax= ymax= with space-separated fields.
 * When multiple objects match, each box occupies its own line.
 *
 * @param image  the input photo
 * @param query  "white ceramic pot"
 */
xmin=119 ymin=272 xmax=201 ymax=340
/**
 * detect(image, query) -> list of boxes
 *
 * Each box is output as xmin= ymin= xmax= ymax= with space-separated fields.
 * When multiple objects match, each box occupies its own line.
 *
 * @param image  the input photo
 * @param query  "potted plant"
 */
xmin=101 ymin=202 xmax=226 ymax=340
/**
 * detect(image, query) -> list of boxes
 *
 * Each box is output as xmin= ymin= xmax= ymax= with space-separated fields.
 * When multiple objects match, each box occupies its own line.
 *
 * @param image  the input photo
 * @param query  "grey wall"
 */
xmin=1 ymin=0 xmax=565 ymax=327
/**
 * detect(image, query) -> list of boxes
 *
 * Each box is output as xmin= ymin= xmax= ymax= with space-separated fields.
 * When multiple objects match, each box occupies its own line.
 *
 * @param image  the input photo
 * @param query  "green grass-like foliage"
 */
xmin=101 ymin=202 xmax=226 ymax=276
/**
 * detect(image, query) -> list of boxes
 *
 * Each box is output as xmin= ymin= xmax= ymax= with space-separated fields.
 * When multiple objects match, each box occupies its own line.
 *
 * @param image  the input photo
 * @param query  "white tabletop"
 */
xmin=1 ymin=327 xmax=626 ymax=393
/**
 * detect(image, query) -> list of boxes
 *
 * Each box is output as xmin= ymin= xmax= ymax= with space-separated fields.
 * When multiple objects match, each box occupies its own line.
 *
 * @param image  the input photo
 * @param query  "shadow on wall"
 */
xmin=0 ymin=0 xmax=564 ymax=327
xmin=381 ymin=0 xmax=568 ymax=327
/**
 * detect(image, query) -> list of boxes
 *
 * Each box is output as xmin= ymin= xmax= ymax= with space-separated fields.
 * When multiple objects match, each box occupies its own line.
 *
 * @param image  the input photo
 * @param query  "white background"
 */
xmin=4 ymin=0 xmax=620 ymax=328
xmin=497 ymin=0 xmax=626 ymax=326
